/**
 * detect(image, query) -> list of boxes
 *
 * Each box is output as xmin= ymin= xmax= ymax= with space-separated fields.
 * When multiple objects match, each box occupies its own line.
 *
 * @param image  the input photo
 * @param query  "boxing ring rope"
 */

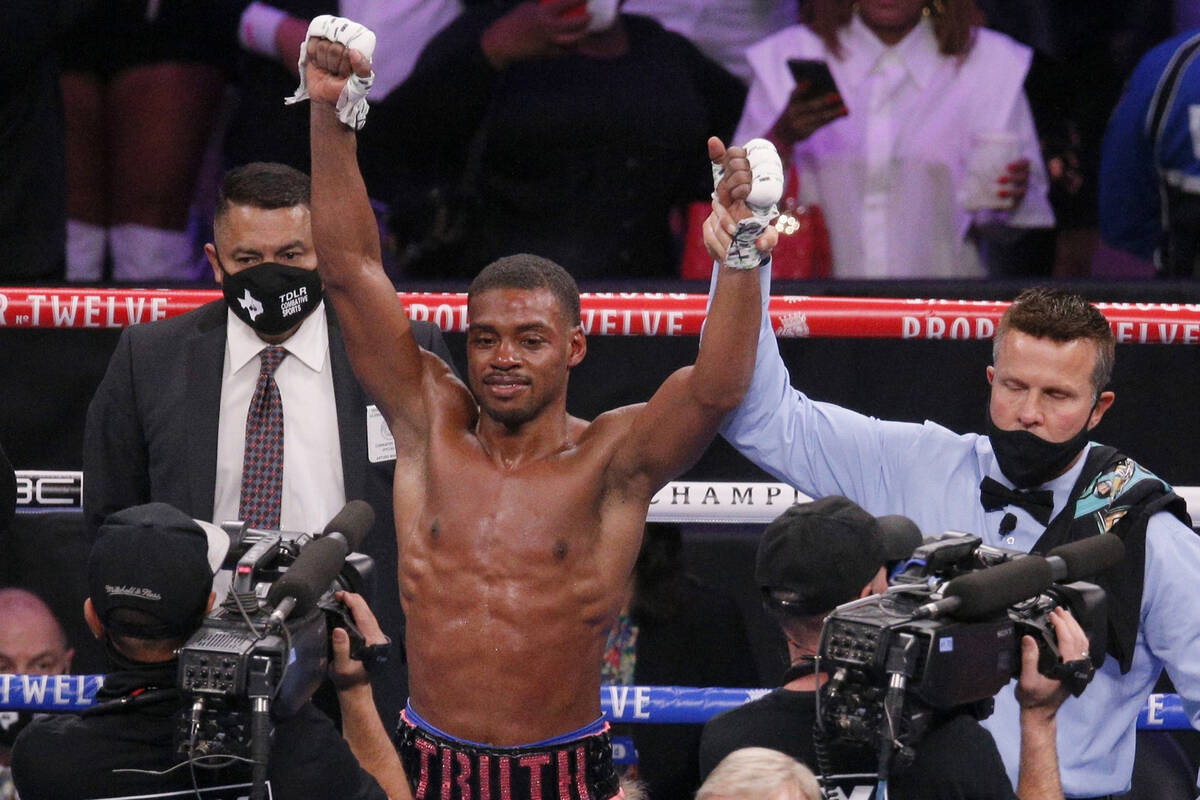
xmin=5 ymin=287 xmax=1200 ymax=342
xmin=0 ymin=675 xmax=1189 ymax=730
xmin=5 ymin=288 xmax=1198 ymax=732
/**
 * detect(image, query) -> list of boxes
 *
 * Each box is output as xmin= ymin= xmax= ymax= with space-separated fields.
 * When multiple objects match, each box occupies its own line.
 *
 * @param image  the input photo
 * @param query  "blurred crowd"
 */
xmin=5 ymin=0 xmax=1200 ymax=286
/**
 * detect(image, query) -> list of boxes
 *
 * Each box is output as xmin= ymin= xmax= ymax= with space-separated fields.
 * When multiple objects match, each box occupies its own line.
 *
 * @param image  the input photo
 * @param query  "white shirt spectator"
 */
xmin=735 ymin=13 xmax=1054 ymax=278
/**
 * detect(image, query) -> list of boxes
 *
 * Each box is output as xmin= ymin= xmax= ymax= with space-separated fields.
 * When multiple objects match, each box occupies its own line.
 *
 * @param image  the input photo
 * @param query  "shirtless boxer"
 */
xmin=298 ymin=18 xmax=778 ymax=800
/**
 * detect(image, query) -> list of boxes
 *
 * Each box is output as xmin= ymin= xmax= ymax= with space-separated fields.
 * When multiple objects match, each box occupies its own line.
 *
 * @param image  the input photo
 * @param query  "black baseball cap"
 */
xmin=756 ymin=496 xmax=920 ymax=615
xmin=89 ymin=502 xmax=229 ymax=639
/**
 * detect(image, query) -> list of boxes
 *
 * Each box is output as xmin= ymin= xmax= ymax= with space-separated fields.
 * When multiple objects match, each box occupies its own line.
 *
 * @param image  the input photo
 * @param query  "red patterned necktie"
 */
xmin=239 ymin=346 xmax=287 ymax=528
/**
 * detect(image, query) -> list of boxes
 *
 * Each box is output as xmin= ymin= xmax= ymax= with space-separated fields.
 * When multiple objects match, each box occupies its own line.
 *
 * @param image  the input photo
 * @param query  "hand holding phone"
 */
xmin=787 ymin=59 xmax=842 ymax=102
xmin=772 ymin=59 xmax=848 ymax=146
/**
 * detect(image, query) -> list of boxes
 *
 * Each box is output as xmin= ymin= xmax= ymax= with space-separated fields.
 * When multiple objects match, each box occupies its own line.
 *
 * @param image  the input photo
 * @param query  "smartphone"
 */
xmin=787 ymin=59 xmax=842 ymax=102
xmin=540 ymin=0 xmax=619 ymax=32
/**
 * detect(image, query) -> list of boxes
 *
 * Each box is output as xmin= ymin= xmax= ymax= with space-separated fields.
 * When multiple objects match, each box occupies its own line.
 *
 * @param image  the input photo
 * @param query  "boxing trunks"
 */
xmin=395 ymin=702 xmax=622 ymax=800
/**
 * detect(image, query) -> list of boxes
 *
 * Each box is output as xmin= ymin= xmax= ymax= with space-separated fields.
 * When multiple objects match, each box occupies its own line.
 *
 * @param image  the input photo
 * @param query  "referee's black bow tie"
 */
xmin=979 ymin=477 xmax=1054 ymax=525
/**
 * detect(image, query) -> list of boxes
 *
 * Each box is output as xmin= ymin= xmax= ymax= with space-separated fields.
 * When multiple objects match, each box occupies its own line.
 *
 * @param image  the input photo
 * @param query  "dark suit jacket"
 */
xmin=82 ymin=299 xmax=457 ymax=728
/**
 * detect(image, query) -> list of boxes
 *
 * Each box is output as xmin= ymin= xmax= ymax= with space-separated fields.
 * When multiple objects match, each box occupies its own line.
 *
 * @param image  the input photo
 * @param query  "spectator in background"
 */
xmin=0 ymin=589 xmax=75 ymax=800
xmin=735 ymin=0 xmax=1053 ymax=279
xmin=0 ymin=589 xmax=74 ymax=680
xmin=973 ymin=0 xmax=1173 ymax=278
xmin=60 ymin=0 xmax=241 ymax=282
xmin=1 ymin=0 xmax=92 ymax=283
xmin=224 ymin=0 xmax=466 ymax=173
xmin=1098 ymin=28 xmax=1200 ymax=278
xmin=360 ymin=0 xmax=746 ymax=280
xmin=602 ymin=522 xmax=759 ymax=800
xmin=696 ymin=748 xmax=821 ymax=800
xmin=620 ymin=0 xmax=799 ymax=84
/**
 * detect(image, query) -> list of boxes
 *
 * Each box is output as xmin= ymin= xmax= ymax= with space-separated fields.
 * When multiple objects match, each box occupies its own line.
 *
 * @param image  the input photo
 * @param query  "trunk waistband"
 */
xmin=395 ymin=708 xmax=622 ymax=800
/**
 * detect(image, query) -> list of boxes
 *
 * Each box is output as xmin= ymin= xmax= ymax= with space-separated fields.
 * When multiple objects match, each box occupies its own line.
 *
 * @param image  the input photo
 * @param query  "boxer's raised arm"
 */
xmin=607 ymin=138 xmax=776 ymax=499
xmin=305 ymin=26 xmax=431 ymax=443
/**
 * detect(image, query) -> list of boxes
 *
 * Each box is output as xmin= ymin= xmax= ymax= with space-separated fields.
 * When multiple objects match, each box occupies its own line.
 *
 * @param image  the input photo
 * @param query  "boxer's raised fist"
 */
xmin=305 ymin=38 xmax=370 ymax=106
xmin=285 ymin=15 xmax=376 ymax=129
xmin=705 ymin=136 xmax=780 ymax=268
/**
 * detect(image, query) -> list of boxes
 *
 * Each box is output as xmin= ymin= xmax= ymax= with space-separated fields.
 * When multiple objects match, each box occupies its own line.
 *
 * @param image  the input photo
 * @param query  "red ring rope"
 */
xmin=2 ymin=288 xmax=1199 ymax=343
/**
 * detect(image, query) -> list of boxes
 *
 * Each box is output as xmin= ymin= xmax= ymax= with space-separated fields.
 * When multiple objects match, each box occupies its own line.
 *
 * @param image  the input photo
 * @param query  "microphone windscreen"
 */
xmin=876 ymin=514 xmax=922 ymax=561
xmin=1046 ymin=534 xmax=1125 ymax=582
xmin=266 ymin=535 xmax=348 ymax=615
xmin=944 ymin=556 xmax=1053 ymax=620
xmin=322 ymin=500 xmax=375 ymax=551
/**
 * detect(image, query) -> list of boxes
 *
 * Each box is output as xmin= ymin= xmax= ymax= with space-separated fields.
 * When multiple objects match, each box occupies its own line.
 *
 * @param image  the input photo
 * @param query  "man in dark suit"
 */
xmin=82 ymin=161 xmax=455 ymax=730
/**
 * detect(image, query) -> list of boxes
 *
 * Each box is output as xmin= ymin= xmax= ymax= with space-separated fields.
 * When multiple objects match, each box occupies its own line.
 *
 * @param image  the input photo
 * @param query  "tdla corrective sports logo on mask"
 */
xmin=220 ymin=262 xmax=323 ymax=335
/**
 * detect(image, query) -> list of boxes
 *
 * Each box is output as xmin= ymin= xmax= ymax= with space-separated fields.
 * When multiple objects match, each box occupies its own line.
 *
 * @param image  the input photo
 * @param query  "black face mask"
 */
xmin=219 ymin=260 xmax=323 ymax=335
xmin=986 ymin=407 xmax=1095 ymax=489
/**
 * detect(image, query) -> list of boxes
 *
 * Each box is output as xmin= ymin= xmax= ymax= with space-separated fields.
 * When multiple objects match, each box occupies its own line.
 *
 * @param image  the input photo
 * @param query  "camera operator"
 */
xmin=700 ymin=497 xmax=1086 ymax=800
xmin=10 ymin=502 xmax=408 ymax=800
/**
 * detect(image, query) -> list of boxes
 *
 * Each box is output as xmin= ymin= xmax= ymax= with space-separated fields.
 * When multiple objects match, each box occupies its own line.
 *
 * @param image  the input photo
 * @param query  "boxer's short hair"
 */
xmin=468 ymin=254 xmax=581 ymax=326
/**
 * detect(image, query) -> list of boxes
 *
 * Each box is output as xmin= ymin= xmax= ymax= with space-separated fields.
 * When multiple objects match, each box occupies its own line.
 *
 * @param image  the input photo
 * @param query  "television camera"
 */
xmin=174 ymin=501 xmax=383 ymax=799
xmin=815 ymin=531 xmax=1125 ymax=782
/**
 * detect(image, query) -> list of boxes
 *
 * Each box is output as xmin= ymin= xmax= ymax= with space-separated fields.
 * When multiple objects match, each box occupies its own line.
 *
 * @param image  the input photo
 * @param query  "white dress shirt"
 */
xmin=214 ymin=302 xmax=346 ymax=533
xmin=735 ymin=15 xmax=1055 ymax=278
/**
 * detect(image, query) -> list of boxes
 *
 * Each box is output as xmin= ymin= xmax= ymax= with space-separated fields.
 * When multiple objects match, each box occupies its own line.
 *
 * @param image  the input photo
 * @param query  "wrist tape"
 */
xmin=712 ymin=138 xmax=784 ymax=269
xmin=284 ymin=14 xmax=377 ymax=130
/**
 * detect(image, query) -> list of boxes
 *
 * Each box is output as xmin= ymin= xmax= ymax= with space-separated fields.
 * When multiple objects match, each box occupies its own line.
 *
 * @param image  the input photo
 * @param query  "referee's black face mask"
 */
xmin=218 ymin=259 xmax=323 ymax=336
xmin=987 ymin=406 xmax=1095 ymax=489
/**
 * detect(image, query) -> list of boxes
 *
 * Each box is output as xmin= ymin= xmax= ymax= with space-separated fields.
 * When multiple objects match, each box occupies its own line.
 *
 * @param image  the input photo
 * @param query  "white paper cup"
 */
xmin=961 ymin=132 xmax=1020 ymax=211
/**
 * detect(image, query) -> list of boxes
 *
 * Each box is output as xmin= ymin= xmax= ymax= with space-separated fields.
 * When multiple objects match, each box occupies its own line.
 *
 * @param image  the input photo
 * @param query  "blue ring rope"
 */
xmin=0 ymin=675 xmax=1190 ymax=730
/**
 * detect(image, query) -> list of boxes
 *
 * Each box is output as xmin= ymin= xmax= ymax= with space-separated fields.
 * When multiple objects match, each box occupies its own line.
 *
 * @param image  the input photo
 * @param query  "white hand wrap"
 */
xmin=284 ymin=14 xmax=377 ymax=130
xmin=713 ymin=138 xmax=784 ymax=269
xmin=744 ymin=138 xmax=784 ymax=218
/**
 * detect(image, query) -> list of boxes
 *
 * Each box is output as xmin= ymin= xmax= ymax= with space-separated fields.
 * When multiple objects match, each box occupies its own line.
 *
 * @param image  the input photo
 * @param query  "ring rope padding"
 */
xmin=0 ymin=675 xmax=1189 ymax=729
xmin=2 ymin=287 xmax=1200 ymax=343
